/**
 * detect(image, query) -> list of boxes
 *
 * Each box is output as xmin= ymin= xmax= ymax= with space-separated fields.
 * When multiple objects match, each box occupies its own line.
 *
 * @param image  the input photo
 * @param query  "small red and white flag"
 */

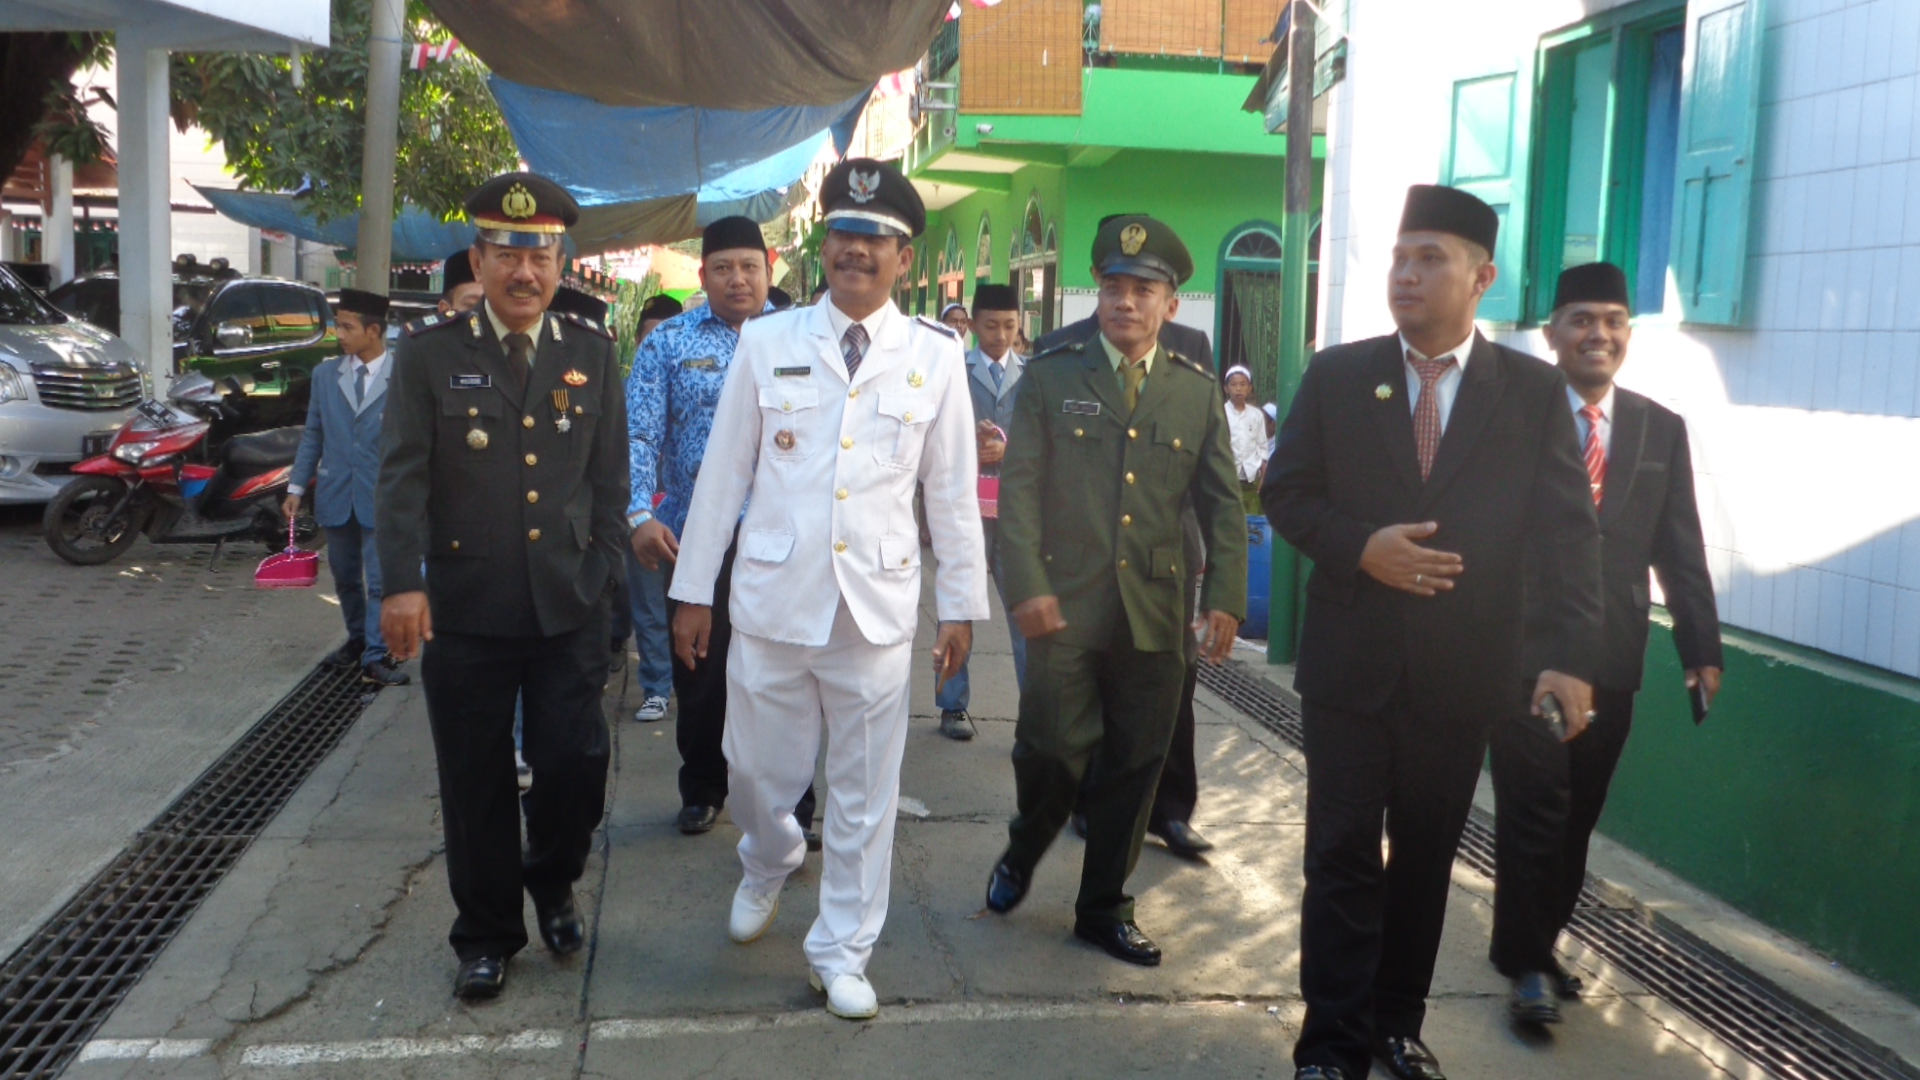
xmin=409 ymin=39 xmax=459 ymax=70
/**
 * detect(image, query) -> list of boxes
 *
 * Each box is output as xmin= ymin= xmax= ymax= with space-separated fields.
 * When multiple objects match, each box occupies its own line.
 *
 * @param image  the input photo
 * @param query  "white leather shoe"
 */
xmin=809 ymin=970 xmax=879 ymax=1020
xmin=728 ymin=881 xmax=780 ymax=944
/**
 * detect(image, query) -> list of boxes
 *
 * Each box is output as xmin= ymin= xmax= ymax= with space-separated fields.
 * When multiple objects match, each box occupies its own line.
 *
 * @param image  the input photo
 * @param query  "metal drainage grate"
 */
xmin=1197 ymin=659 xmax=1920 ymax=1080
xmin=0 ymin=661 xmax=378 ymax=1080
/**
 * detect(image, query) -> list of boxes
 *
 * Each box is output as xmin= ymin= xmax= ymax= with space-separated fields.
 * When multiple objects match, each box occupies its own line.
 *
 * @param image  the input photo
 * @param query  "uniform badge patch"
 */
xmin=773 ymin=430 xmax=796 ymax=451
xmin=451 ymin=373 xmax=492 ymax=389
xmin=1119 ymin=223 xmax=1148 ymax=256
xmin=684 ymin=357 xmax=719 ymax=370
xmin=1062 ymin=400 xmax=1102 ymax=416
xmin=849 ymin=169 xmax=880 ymax=203
xmin=774 ymin=365 xmax=811 ymax=377
xmin=563 ymin=369 xmax=588 ymax=387
xmin=467 ymin=428 xmax=489 ymax=450
xmin=907 ymin=370 xmax=925 ymax=388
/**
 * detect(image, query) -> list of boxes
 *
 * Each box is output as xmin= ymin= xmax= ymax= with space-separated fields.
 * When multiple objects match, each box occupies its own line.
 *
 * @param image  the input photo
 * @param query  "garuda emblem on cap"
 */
xmin=849 ymin=170 xmax=881 ymax=204
xmin=1119 ymin=223 xmax=1148 ymax=257
xmin=502 ymin=183 xmax=538 ymax=220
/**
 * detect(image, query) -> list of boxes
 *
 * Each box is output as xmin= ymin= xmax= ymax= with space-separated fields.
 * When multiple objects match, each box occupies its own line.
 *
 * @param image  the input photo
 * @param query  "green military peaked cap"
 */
xmin=1091 ymin=214 xmax=1193 ymax=288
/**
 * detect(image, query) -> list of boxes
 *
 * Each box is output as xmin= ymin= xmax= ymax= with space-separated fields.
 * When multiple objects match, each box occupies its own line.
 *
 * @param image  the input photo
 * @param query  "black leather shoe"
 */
xmin=535 ymin=890 xmax=585 ymax=956
xmin=985 ymin=857 xmax=1029 ymax=914
xmin=1074 ymin=919 xmax=1162 ymax=966
xmin=803 ymin=828 xmax=822 ymax=853
xmin=325 ymin=640 xmax=365 ymax=669
xmin=360 ymin=657 xmax=410 ymax=686
xmin=1510 ymin=971 xmax=1562 ymax=1024
xmin=1294 ymin=1068 xmax=1349 ymax=1080
xmin=1373 ymin=1036 xmax=1446 ymax=1080
xmin=1149 ymin=818 xmax=1215 ymax=858
xmin=454 ymin=956 xmax=506 ymax=1000
xmin=1556 ymin=970 xmax=1585 ymax=999
xmin=677 ymin=805 xmax=719 ymax=834
xmin=1070 ymin=812 xmax=1088 ymax=839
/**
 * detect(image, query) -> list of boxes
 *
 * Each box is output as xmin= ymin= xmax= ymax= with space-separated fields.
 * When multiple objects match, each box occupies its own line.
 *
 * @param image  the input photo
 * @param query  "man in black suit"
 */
xmin=1261 ymin=185 xmax=1602 ymax=1080
xmin=1490 ymin=262 xmax=1724 ymax=1024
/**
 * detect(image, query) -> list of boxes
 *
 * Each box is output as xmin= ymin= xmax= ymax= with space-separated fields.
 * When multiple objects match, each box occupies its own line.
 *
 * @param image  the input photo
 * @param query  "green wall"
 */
xmin=1603 ymin=616 xmax=1920 ymax=999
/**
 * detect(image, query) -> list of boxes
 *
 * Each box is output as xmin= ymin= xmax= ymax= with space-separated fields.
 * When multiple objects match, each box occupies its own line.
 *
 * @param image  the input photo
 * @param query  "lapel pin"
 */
xmin=907 ymin=370 xmax=925 ymax=388
xmin=773 ymin=429 xmax=796 ymax=451
xmin=1375 ymin=383 xmax=1393 ymax=401
xmin=467 ymin=428 xmax=489 ymax=450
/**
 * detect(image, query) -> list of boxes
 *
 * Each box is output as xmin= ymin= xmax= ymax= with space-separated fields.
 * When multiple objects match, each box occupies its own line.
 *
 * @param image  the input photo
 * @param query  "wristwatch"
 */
xmin=627 ymin=509 xmax=653 ymax=530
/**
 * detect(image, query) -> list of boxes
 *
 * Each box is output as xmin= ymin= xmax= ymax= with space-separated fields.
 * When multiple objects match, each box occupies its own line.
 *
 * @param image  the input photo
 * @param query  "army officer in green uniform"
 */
xmin=984 ymin=215 xmax=1246 ymax=966
xmin=377 ymin=172 xmax=630 ymax=1000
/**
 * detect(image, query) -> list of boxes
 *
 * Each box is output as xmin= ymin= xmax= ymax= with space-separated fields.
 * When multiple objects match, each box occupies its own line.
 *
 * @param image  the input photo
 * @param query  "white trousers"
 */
xmin=723 ymin=599 xmax=913 ymax=979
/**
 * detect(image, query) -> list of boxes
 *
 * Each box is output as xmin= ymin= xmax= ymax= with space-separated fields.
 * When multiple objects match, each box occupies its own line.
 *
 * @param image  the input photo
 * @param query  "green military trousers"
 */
xmin=1005 ymin=625 xmax=1186 ymax=925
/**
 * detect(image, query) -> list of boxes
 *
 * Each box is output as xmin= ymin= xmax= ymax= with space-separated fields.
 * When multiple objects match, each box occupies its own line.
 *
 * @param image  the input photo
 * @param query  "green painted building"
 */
xmin=896 ymin=3 xmax=1319 ymax=395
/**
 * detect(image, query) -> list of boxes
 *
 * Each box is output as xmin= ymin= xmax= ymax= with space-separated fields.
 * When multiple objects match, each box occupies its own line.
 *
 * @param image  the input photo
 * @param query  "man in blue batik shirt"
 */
xmin=627 ymin=215 xmax=817 ymax=846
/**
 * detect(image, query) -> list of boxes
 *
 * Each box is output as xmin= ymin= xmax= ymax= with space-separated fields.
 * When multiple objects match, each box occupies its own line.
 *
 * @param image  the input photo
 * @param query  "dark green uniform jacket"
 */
xmin=376 ymin=306 xmax=631 ymax=638
xmin=998 ymin=324 xmax=1247 ymax=653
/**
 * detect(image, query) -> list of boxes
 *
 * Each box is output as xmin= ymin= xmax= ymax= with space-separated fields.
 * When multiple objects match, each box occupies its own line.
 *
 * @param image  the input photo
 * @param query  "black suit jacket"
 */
xmin=1526 ymin=387 xmax=1722 ymax=693
xmin=1036 ymin=315 xmax=1216 ymax=374
xmin=1261 ymin=333 xmax=1602 ymax=720
xmin=376 ymin=307 xmax=631 ymax=639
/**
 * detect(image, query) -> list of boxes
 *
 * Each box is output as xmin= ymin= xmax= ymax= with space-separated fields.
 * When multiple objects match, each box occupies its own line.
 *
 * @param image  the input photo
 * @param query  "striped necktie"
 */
xmin=842 ymin=323 xmax=869 ymax=381
xmin=1581 ymin=404 xmax=1607 ymax=506
xmin=1408 ymin=352 xmax=1456 ymax=481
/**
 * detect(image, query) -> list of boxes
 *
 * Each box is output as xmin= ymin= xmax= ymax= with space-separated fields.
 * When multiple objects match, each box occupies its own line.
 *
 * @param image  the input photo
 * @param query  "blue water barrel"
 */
xmin=1243 ymin=515 xmax=1272 ymax=640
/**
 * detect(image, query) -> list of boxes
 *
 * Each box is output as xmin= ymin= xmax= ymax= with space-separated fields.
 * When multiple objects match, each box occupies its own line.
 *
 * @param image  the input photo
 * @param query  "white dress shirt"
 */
xmin=485 ymin=301 xmax=544 ymax=361
xmin=823 ymin=294 xmax=894 ymax=352
xmin=1399 ymin=331 xmax=1475 ymax=434
xmin=1224 ymin=400 xmax=1269 ymax=483
xmin=1569 ymin=383 xmax=1615 ymax=457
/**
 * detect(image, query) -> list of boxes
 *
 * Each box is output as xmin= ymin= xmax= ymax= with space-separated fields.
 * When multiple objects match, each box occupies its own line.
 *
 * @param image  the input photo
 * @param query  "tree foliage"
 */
xmin=0 ymin=32 xmax=109 ymax=181
xmin=171 ymin=0 xmax=518 ymax=223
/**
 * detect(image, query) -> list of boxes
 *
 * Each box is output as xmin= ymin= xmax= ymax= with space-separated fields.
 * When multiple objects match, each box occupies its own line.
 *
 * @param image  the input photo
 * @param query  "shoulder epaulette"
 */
xmin=405 ymin=311 xmax=466 ymax=337
xmin=555 ymin=310 xmax=613 ymax=340
xmin=1165 ymin=349 xmax=1210 ymax=377
xmin=913 ymin=314 xmax=959 ymax=340
xmin=1027 ymin=337 xmax=1088 ymax=364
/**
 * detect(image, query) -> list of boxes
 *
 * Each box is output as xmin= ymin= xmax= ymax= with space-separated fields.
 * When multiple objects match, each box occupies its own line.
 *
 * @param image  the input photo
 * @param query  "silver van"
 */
xmin=0 ymin=265 xmax=144 ymax=504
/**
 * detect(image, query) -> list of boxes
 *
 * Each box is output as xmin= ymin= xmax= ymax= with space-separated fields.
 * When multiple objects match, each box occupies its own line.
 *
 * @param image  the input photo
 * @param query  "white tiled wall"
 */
xmin=1320 ymin=0 xmax=1920 ymax=676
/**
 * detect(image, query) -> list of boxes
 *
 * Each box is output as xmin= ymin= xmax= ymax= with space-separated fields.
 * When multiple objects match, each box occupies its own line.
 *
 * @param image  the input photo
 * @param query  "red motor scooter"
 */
xmin=42 ymin=373 xmax=321 ymax=566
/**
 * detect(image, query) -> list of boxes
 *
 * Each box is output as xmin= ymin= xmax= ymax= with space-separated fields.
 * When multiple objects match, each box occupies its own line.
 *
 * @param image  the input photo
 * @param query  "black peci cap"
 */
xmin=1553 ymin=261 xmax=1632 ymax=313
xmin=1399 ymin=184 xmax=1500 ymax=256
xmin=465 ymin=172 xmax=579 ymax=249
xmin=639 ymin=294 xmax=683 ymax=322
xmin=1091 ymin=215 xmax=1193 ymax=287
xmin=702 ymin=215 xmax=766 ymax=258
xmin=820 ymin=157 xmax=925 ymax=239
xmin=971 ymin=283 xmax=1019 ymax=315
xmin=336 ymin=287 xmax=390 ymax=321
xmin=766 ymin=285 xmax=794 ymax=310
xmin=547 ymin=286 xmax=608 ymax=326
xmin=441 ymin=248 xmax=476 ymax=294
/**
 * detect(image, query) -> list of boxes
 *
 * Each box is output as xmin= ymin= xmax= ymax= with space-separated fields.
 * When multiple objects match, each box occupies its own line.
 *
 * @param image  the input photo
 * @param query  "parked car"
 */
xmin=0 ymin=265 xmax=145 ymax=505
xmin=49 ymin=272 xmax=337 ymax=430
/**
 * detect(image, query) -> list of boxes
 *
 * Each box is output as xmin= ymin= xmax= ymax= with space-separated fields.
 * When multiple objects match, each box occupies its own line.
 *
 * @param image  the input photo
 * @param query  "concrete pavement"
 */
xmin=42 ymin=572 xmax=1850 ymax=1080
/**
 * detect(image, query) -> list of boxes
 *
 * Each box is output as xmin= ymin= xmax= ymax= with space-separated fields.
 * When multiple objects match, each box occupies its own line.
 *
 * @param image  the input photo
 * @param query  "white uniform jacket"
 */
xmin=669 ymin=298 xmax=991 ymax=647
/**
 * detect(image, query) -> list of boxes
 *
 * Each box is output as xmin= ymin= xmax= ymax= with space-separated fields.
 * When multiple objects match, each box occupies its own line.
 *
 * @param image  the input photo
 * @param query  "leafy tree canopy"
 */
xmin=172 ymin=0 xmax=518 ymax=223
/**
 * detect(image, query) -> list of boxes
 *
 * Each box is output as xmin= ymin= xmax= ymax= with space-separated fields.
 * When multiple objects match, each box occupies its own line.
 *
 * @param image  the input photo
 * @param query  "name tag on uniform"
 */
xmin=450 ymin=373 xmax=492 ymax=389
xmin=775 ymin=365 xmax=812 ymax=377
xmin=682 ymin=357 xmax=719 ymax=370
xmin=1062 ymin=400 xmax=1101 ymax=416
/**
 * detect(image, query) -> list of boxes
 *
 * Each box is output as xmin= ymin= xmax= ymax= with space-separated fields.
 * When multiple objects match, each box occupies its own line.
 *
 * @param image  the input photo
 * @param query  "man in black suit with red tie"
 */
xmin=1490 ymin=262 xmax=1724 ymax=1025
xmin=1262 ymin=186 xmax=1602 ymax=1080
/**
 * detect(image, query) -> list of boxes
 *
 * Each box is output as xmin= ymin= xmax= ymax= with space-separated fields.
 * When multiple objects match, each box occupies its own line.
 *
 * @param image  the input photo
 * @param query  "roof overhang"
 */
xmin=0 ymin=0 xmax=326 ymax=51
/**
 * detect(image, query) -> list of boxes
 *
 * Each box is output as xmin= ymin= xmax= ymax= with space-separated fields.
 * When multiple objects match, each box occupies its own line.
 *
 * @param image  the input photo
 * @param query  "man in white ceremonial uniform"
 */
xmin=669 ymin=158 xmax=989 ymax=1021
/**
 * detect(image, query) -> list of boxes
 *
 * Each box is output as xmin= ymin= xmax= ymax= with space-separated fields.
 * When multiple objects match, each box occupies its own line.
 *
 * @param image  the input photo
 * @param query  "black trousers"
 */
xmin=665 ymin=546 xmax=815 ymax=826
xmin=1294 ymin=691 xmax=1491 ymax=1080
xmin=1490 ymin=686 xmax=1637 ymax=976
xmin=1076 ymin=657 xmax=1199 ymax=826
xmin=1006 ymin=626 xmax=1185 ymax=925
xmin=421 ymin=612 xmax=611 ymax=962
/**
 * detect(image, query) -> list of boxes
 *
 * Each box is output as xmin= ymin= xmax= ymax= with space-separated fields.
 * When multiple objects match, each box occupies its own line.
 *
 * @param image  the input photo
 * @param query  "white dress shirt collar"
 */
xmin=1569 ymin=383 xmax=1616 ymax=456
xmin=349 ymin=350 xmax=388 ymax=382
xmin=484 ymin=301 xmax=544 ymax=357
xmin=1397 ymin=329 xmax=1474 ymax=372
xmin=823 ymin=294 xmax=896 ymax=347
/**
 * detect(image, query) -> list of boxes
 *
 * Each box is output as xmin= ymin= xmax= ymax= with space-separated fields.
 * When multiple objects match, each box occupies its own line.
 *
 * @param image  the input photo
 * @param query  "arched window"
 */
xmin=975 ymin=215 xmax=993 ymax=283
xmin=937 ymin=226 xmax=965 ymax=305
xmin=1010 ymin=195 xmax=1058 ymax=338
xmin=1228 ymin=229 xmax=1284 ymax=260
xmin=1218 ymin=222 xmax=1287 ymax=399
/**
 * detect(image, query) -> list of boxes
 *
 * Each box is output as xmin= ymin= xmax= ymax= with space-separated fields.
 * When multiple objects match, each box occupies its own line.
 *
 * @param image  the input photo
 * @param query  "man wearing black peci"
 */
xmin=1261 ymin=185 xmax=1602 ymax=1080
xmin=1490 ymin=262 xmax=1723 ymax=1025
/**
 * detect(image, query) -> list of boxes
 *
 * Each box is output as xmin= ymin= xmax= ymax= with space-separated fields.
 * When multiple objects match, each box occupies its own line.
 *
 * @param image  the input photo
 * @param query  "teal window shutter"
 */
xmin=1669 ymin=0 xmax=1766 ymax=326
xmin=1443 ymin=56 xmax=1536 ymax=324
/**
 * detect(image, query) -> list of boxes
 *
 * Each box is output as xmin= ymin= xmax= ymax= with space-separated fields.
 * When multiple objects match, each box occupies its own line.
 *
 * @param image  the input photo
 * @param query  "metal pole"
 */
xmin=354 ymin=0 xmax=404 ymax=294
xmin=1268 ymin=0 xmax=1316 ymax=666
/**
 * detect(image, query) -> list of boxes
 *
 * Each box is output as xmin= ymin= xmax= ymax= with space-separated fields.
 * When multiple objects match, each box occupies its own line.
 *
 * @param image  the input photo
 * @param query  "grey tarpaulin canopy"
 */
xmin=424 ymin=0 xmax=951 ymax=108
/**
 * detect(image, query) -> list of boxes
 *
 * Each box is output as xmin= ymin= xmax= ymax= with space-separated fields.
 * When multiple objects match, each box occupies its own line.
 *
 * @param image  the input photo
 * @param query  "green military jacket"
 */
xmin=998 ymin=325 xmax=1246 ymax=653
xmin=376 ymin=305 xmax=631 ymax=639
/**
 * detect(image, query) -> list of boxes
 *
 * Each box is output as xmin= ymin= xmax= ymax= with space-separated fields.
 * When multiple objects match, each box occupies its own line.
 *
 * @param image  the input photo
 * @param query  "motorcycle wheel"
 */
xmin=43 ymin=476 xmax=140 ymax=566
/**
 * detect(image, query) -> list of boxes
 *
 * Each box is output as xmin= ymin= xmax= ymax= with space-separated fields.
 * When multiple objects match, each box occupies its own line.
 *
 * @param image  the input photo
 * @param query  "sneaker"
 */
xmin=729 ymin=879 xmax=781 ymax=943
xmin=516 ymin=749 xmax=533 ymax=793
xmin=634 ymin=694 xmax=669 ymax=722
xmin=809 ymin=970 xmax=879 ymax=1020
xmin=939 ymin=709 xmax=976 ymax=741
xmin=324 ymin=640 xmax=365 ymax=669
xmin=361 ymin=657 xmax=410 ymax=686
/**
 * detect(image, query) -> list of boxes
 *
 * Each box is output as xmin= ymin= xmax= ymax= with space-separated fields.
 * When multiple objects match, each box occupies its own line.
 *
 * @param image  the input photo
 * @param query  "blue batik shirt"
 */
xmin=625 ymin=301 xmax=773 ymax=534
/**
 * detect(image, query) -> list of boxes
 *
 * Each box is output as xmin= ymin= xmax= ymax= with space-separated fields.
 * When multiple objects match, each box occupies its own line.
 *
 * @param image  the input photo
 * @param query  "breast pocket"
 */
xmin=1051 ymin=412 xmax=1107 ymax=463
xmin=760 ymin=386 xmax=822 ymax=462
xmin=567 ymin=395 xmax=603 ymax=460
xmin=439 ymin=393 xmax=505 ymax=465
xmin=874 ymin=392 xmax=937 ymax=471
xmin=1154 ymin=421 xmax=1196 ymax=488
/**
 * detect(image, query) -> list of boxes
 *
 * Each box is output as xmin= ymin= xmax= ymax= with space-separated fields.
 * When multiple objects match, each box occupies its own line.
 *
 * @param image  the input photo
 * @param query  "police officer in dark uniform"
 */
xmin=377 ymin=172 xmax=630 ymax=1000
xmin=984 ymin=215 xmax=1246 ymax=966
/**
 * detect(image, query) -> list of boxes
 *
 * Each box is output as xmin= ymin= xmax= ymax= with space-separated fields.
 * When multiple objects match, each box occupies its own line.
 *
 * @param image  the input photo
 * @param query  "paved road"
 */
xmin=57 ymin=582 xmax=1775 ymax=1080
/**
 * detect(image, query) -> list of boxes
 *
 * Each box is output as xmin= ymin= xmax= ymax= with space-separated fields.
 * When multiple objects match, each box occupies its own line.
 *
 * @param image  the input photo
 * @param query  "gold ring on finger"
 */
xmin=1415 ymin=573 xmax=1424 ymax=586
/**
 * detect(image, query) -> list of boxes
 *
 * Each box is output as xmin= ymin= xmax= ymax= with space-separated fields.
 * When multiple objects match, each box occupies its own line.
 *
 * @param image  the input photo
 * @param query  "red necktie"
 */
xmin=1409 ymin=352 xmax=1456 ymax=481
xmin=1581 ymin=404 xmax=1606 ymax=506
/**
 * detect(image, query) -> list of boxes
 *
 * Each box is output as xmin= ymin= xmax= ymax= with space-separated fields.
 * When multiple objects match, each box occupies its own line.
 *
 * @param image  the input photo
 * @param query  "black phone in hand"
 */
xmin=1538 ymin=692 xmax=1567 ymax=740
xmin=1690 ymin=681 xmax=1710 ymax=725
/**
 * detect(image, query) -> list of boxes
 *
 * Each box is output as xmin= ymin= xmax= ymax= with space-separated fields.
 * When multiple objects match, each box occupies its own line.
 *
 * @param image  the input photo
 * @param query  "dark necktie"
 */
xmin=504 ymin=332 xmax=532 ymax=395
xmin=989 ymin=360 xmax=1004 ymax=391
xmin=842 ymin=323 xmax=869 ymax=381
xmin=353 ymin=363 xmax=367 ymax=408
xmin=1408 ymin=351 xmax=1457 ymax=481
